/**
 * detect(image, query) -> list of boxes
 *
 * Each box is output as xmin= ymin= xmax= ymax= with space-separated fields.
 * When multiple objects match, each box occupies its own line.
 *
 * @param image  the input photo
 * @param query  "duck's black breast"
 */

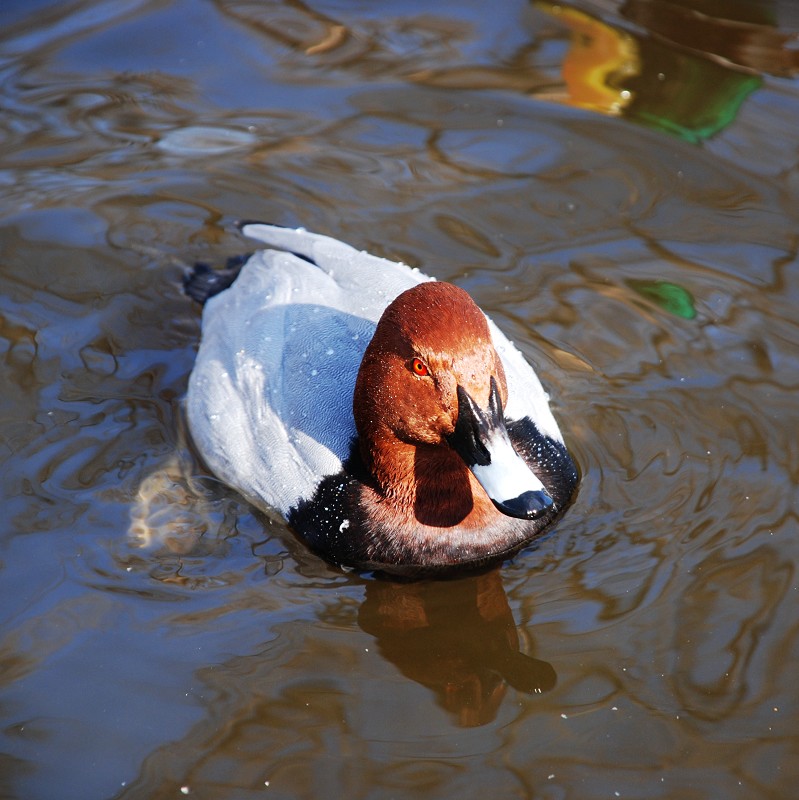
xmin=287 ymin=422 xmax=578 ymax=577
xmin=287 ymin=441 xmax=376 ymax=569
xmin=507 ymin=417 xmax=579 ymax=510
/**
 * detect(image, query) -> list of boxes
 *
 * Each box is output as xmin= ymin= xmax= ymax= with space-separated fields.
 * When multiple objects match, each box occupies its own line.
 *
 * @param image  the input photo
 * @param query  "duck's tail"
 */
xmin=182 ymin=253 xmax=251 ymax=305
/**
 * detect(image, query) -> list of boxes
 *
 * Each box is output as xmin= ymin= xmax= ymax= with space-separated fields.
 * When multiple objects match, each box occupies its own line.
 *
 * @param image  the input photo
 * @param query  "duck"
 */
xmin=184 ymin=223 xmax=578 ymax=576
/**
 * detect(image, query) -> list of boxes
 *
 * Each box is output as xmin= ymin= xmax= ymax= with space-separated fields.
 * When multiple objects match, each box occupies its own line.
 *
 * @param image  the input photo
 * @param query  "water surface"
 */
xmin=2 ymin=1 xmax=799 ymax=798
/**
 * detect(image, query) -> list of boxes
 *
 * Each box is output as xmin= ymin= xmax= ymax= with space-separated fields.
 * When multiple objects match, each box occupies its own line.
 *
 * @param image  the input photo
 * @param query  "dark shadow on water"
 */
xmin=359 ymin=569 xmax=556 ymax=727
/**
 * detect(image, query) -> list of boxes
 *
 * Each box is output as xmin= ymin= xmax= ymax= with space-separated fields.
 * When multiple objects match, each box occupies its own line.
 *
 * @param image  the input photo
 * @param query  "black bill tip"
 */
xmin=492 ymin=489 xmax=553 ymax=520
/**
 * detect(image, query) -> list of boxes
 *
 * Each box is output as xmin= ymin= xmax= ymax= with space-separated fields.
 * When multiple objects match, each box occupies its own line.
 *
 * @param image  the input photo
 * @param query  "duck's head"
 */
xmin=352 ymin=281 xmax=553 ymax=521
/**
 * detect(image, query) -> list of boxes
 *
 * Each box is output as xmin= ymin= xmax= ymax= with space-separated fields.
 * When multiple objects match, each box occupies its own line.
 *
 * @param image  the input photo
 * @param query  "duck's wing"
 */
xmin=239 ymin=222 xmax=431 ymax=316
xmin=186 ymin=225 xmax=429 ymax=517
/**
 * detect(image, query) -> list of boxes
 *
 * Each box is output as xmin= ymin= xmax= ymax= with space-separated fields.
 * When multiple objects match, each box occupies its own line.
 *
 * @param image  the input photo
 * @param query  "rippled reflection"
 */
xmin=359 ymin=571 xmax=556 ymax=727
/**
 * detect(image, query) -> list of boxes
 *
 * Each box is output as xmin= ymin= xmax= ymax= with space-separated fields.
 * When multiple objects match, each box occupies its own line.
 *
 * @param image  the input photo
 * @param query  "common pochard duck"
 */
xmin=185 ymin=223 xmax=578 ymax=575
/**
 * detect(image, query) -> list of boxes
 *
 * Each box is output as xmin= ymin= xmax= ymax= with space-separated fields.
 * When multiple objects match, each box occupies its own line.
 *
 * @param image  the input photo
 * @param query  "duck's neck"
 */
xmin=362 ymin=435 xmax=487 ymax=528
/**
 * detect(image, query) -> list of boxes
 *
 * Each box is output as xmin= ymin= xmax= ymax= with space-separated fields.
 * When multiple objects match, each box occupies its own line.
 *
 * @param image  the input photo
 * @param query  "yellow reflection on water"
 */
xmin=537 ymin=1 xmax=639 ymax=115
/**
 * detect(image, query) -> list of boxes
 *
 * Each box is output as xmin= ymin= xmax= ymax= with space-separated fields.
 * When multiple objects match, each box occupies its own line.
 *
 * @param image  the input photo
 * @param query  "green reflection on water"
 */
xmin=626 ymin=279 xmax=697 ymax=319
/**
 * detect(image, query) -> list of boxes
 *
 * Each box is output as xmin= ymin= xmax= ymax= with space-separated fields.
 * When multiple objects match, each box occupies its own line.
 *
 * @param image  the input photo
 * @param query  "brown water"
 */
xmin=2 ymin=1 xmax=799 ymax=798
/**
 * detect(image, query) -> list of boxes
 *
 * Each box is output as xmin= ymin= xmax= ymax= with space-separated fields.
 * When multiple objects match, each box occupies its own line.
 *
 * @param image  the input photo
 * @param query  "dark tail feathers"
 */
xmin=183 ymin=253 xmax=252 ymax=305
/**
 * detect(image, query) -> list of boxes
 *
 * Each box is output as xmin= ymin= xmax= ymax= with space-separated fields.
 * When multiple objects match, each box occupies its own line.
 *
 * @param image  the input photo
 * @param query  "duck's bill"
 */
xmin=447 ymin=378 xmax=554 ymax=521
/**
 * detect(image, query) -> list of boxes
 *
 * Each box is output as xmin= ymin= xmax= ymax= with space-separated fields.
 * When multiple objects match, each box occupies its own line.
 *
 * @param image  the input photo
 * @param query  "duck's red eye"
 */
xmin=410 ymin=358 xmax=429 ymax=377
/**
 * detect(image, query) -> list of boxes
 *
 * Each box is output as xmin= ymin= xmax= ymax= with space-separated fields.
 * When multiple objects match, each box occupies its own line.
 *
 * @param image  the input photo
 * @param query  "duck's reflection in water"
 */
xmin=358 ymin=569 xmax=556 ymax=727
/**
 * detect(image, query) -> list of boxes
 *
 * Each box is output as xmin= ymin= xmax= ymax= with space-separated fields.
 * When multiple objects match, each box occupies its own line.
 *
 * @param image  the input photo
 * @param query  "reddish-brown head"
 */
xmin=353 ymin=282 xmax=508 ymax=472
